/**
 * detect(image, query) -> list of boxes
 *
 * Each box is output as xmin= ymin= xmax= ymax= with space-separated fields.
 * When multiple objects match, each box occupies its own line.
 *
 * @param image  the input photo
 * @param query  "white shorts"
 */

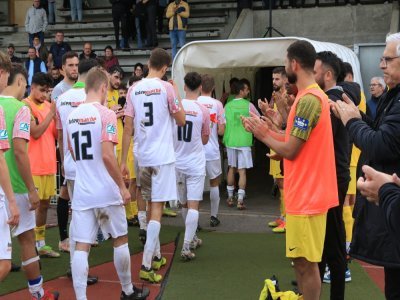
xmin=9 ymin=194 xmax=35 ymax=237
xmin=70 ymin=205 xmax=128 ymax=244
xmin=66 ymin=179 xmax=75 ymax=199
xmin=227 ymin=147 xmax=253 ymax=169
xmin=0 ymin=205 xmax=12 ymax=259
xmin=134 ymin=158 xmax=140 ymax=187
xmin=139 ymin=163 xmax=178 ymax=202
xmin=206 ymin=159 xmax=222 ymax=180
xmin=176 ymin=171 xmax=205 ymax=203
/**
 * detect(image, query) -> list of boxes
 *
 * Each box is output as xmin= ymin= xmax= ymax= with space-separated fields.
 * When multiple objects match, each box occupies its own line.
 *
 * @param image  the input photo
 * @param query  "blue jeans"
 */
xmin=135 ymin=17 xmax=143 ymax=49
xmin=70 ymin=0 xmax=82 ymax=21
xmin=28 ymin=31 xmax=44 ymax=47
xmin=48 ymin=2 xmax=56 ymax=24
xmin=170 ymin=30 xmax=186 ymax=59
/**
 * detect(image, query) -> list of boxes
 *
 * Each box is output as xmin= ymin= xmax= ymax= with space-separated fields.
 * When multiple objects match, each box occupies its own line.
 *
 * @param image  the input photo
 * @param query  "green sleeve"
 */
xmin=290 ymin=94 xmax=322 ymax=141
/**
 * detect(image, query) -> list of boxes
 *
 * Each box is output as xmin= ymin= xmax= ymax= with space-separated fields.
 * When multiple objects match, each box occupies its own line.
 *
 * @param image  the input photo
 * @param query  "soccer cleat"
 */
xmin=162 ymin=208 xmax=177 ymax=217
xmin=139 ymin=229 xmax=147 ymax=245
xmin=120 ymin=286 xmax=150 ymax=300
xmin=32 ymin=289 xmax=59 ymax=300
xmin=190 ymin=235 xmax=202 ymax=250
xmin=38 ymin=245 xmax=60 ymax=258
xmin=58 ymin=238 xmax=70 ymax=252
xmin=226 ymin=197 xmax=234 ymax=207
xmin=272 ymin=221 xmax=286 ymax=233
xmin=345 ymin=267 xmax=352 ymax=282
xmin=139 ymin=266 xmax=162 ymax=283
xmin=181 ymin=249 xmax=196 ymax=261
xmin=152 ymin=256 xmax=167 ymax=271
xmin=210 ymin=216 xmax=221 ymax=227
xmin=268 ymin=217 xmax=284 ymax=228
xmin=237 ymin=201 xmax=246 ymax=210
xmin=127 ymin=216 xmax=139 ymax=227
xmin=323 ymin=268 xmax=331 ymax=284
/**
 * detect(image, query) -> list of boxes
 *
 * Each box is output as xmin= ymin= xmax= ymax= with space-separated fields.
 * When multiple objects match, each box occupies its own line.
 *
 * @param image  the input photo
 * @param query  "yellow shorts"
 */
xmin=269 ymin=150 xmax=283 ymax=179
xmin=347 ymin=166 xmax=357 ymax=195
xmin=33 ymin=175 xmax=56 ymax=200
xmin=286 ymin=213 xmax=327 ymax=262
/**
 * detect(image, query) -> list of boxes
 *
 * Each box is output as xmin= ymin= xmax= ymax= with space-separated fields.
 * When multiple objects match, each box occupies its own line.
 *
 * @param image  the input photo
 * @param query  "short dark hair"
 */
xmin=8 ymin=63 xmax=27 ymax=85
xmin=7 ymin=43 xmax=15 ymax=50
xmin=149 ymin=48 xmax=171 ymax=71
xmin=31 ymin=72 xmax=53 ymax=87
xmin=78 ymin=58 xmax=100 ymax=75
xmin=56 ymin=30 xmax=64 ymax=35
xmin=201 ymin=74 xmax=215 ymax=94
xmin=229 ymin=77 xmax=239 ymax=86
xmin=231 ymin=79 xmax=247 ymax=95
xmin=104 ymin=45 xmax=113 ymax=53
xmin=240 ymin=78 xmax=251 ymax=91
xmin=272 ymin=66 xmax=286 ymax=76
xmin=28 ymin=46 xmax=36 ymax=52
xmin=134 ymin=62 xmax=144 ymax=71
xmin=184 ymin=72 xmax=202 ymax=91
xmin=96 ymin=57 xmax=106 ymax=69
xmin=62 ymin=51 xmax=78 ymax=66
xmin=109 ymin=65 xmax=124 ymax=77
xmin=337 ymin=62 xmax=353 ymax=82
xmin=287 ymin=40 xmax=316 ymax=72
xmin=128 ymin=75 xmax=142 ymax=86
xmin=316 ymin=51 xmax=342 ymax=81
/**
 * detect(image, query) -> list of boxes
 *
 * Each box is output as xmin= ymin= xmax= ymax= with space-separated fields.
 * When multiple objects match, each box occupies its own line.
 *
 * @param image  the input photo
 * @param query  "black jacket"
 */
xmin=379 ymin=182 xmax=400 ymax=244
xmin=347 ymin=84 xmax=400 ymax=268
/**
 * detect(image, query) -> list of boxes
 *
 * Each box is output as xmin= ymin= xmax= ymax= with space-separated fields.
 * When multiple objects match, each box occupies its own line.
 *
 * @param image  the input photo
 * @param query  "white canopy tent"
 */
xmin=172 ymin=37 xmax=363 ymax=98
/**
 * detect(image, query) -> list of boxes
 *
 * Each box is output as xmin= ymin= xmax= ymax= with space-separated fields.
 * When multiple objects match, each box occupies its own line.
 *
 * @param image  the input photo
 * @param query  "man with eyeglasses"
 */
xmin=367 ymin=77 xmax=386 ymax=120
xmin=332 ymin=32 xmax=400 ymax=300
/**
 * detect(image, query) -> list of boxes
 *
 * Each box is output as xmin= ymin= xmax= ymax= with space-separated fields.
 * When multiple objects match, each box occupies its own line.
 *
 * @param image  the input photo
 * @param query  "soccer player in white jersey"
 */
xmin=121 ymin=48 xmax=185 ymax=283
xmin=175 ymin=72 xmax=210 ymax=260
xmin=56 ymin=58 xmax=99 ymax=285
xmin=197 ymin=74 xmax=225 ymax=227
xmin=67 ymin=68 xmax=149 ymax=300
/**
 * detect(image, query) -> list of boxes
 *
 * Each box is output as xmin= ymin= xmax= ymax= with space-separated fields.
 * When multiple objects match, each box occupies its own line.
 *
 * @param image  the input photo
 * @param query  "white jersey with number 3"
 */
xmin=67 ymin=102 xmax=122 ymax=210
xmin=174 ymin=99 xmax=210 ymax=175
xmin=125 ymin=78 xmax=180 ymax=167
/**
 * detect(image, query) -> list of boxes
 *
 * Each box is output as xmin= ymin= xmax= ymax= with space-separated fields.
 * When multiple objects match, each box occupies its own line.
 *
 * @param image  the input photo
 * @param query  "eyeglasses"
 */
xmin=380 ymin=56 xmax=400 ymax=67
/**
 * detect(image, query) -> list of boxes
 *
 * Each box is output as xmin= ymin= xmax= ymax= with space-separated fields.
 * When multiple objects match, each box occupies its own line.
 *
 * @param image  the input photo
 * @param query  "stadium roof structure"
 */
xmin=172 ymin=37 xmax=362 ymax=98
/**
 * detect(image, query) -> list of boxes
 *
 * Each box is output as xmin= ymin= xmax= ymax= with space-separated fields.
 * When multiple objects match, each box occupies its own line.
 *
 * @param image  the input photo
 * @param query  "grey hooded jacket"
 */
xmin=25 ymin=6 xmax=48 ymax=34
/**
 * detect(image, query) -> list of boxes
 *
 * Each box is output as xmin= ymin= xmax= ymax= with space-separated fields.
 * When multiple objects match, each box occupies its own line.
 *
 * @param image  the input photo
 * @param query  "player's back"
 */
xmin=67 ymin=102 xmax=121 ymax=210
xmin=197 ymin=96 xmax=224 ymax=161
xmin=56 ymin=87 xmax=86 ymax=180
xmin=128 ymin=77 xmax=177 ymax=167
xmin=174 ymin=99 xmax=209 ymax=175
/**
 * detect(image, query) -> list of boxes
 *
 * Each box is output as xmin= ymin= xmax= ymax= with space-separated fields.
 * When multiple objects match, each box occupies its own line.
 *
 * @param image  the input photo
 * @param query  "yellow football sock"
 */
xmin=343 ymin=205 xmax=354 ymax=243
xmin=125 ymin=201 xmax=134 ymax=220
xmin=350 ymin=204 xmax=354 ymax=213
xmin=279 ymin=189 xmax=285 ymax=218
xmin=34 ymin=225 xmax=46 ymax=242
xmin=130 ymin=200 xmax=138 ymax=216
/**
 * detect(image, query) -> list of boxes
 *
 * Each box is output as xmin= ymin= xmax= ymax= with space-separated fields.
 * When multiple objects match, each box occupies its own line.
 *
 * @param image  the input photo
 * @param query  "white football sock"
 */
xmin=114 ymin=243 xmax=133 ymax=296
xmin=183 ymin=209 xmax=199 ymax=250
xmin=210 ymin=186 xmax=220 ymax=218
xmin=142 ymin=220 xmax=160 ymax=269
xmin=72 ymin=250 xmax=89 ymax=300
xmin=138 ymin=211 xmax=147 ymax=230
xmin=238 ymin=189 xmax=245 ymax=202
xmin=227 ymin=185 xmax=234 ymax=198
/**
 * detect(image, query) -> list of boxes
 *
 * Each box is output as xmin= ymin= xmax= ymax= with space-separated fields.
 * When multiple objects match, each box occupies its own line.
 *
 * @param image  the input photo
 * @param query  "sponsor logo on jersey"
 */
xmin=19 ymin=122 xmax=29 ymax=132
xmin=106 ymin=124 xmax=116 ymax=134
xmin=0 ymin=129 xmax=8 ymax=140
xmin=135 ymin=88 xmax=161 ymax=96
xmin=60 ymin=100 xmax=84 ymax=107
xmin=294 ymin=116 xmax=309 ymax=131
xmin=185 ymin=110 xmax=198 ymax=117
xmin=69 ymin=117 xmax=97 ymax=125
xmin=203 ymin=103 xmax=213 ymax=109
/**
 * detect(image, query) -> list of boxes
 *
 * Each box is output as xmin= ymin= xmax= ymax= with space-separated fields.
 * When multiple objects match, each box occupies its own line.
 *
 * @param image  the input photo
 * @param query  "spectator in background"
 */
xmin=79 ymin=42 xmax=97 ymax=60
xmin=111 ymin=0 xmax=132 ymax=50
xmin=166 ymin=0 xmax=189 ymax=59
xmin=144 ymin=0 xmax=158 ymax=48
xmin=25 ymin=0 xmax=48 ymax=47
xmin=220 ymin=77 xmax=239 ymax=106
xmin=133 ymin=62 xmax=144 ymax=78
xmin=48 ymin=0 xmax=56 ymax=24
xmin=25 ymin=46 xmax=47 ymax=90
xmin=50 ymin=67 xmax=63 ymax=86
xmin=7 ymin=44 xmax=22 ymax=64
xmin=367 ymin=76 xmax=385 ymax=121
xmin=32 ymin=35 xmax=50 ymax=69
xmin=134 ymin=0 xmax=146 ymax=49
xmin=104 ymin=45 xmax=120 ymax=71
xmin=49 ymin=31 xmax=72 ymax=69
xmin=157 ymin=0 xmax=168 ymax=34
xmin=70 ymin=0 xmax=83 ymax=22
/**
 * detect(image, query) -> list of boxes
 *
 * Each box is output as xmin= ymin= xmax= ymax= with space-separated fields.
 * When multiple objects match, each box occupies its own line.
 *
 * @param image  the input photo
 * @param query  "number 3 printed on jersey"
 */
xmin=71 ymin=130 xmax=93 ymax=160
